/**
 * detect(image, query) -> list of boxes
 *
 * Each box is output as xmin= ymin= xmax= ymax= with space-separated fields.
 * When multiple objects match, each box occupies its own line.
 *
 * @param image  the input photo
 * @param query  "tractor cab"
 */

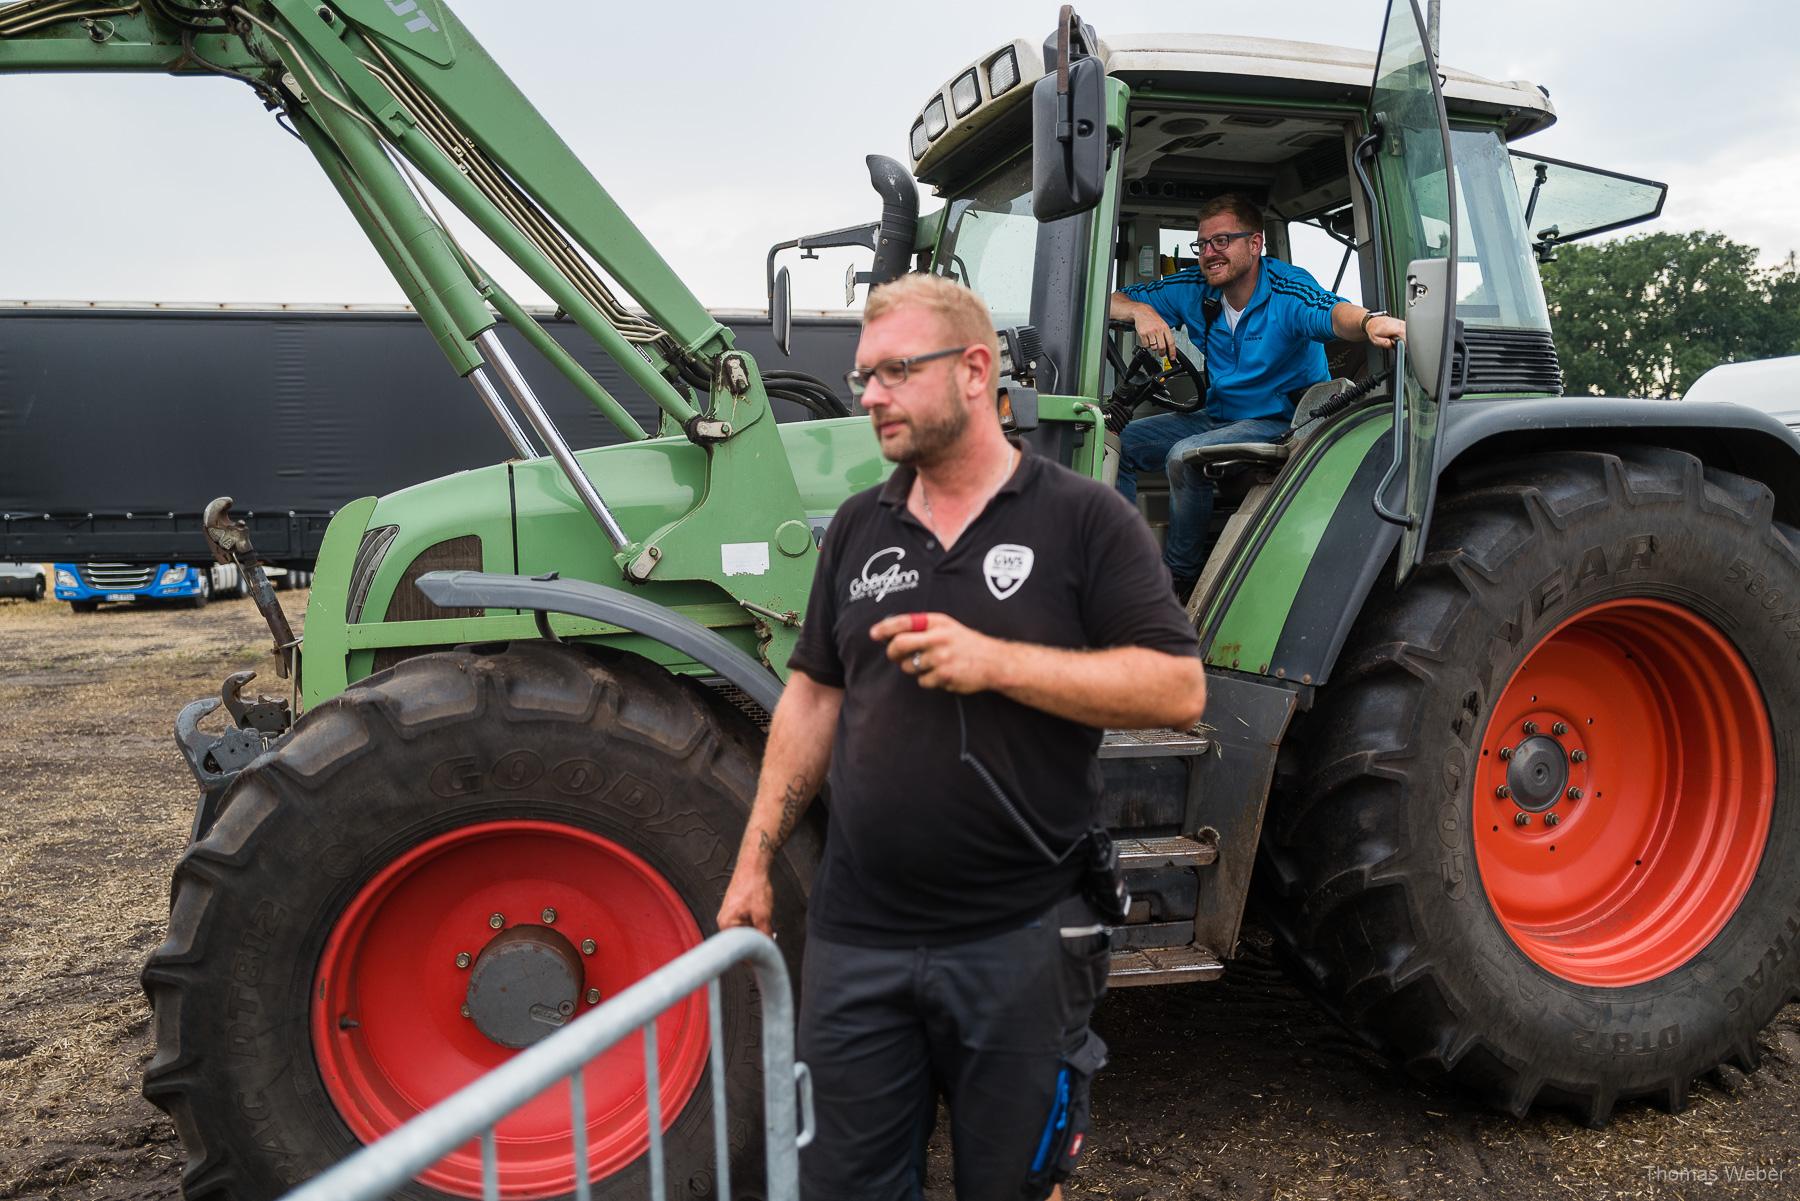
xmin=793 ymin=3 xmax=1667 ymax=605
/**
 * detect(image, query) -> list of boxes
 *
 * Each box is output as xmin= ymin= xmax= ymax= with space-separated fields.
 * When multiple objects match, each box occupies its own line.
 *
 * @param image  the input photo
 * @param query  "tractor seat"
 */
xmin=1178 ymin=378 xmax=1352 ymax=478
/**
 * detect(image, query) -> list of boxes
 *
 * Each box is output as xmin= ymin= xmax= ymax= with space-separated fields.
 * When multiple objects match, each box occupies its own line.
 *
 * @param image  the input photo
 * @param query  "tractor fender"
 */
xmin=1213 ymin=397 xmax=1800 ymax=691
xmin=415 ymin=569 xmax=785 ymax=715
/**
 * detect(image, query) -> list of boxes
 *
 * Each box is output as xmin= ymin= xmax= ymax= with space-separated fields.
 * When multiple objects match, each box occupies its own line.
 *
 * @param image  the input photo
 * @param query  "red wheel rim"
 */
xmin=312 ymin=821 xmax=707 ymax=1198
xmin=1473 ymin=599 xmax=1775 ymax=987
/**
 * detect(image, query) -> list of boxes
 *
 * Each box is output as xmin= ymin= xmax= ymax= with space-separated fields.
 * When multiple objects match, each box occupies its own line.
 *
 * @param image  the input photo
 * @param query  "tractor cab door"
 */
xmin=1365 ymin=0 xmax=1459 ymax=580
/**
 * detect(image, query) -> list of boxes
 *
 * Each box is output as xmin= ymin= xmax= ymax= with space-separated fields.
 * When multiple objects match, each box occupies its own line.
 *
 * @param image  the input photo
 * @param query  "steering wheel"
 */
xmin=1104 ymin=320 xmax=1207 ymax=420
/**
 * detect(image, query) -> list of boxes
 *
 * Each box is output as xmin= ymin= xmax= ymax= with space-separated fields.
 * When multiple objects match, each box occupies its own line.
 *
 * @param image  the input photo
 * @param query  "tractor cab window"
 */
xmin=933 ymin=154 xmax=1038 ymax=330
xmin=1509 ymin=150 xmax=1668 ymax=262
xmin=1432 ymin=128 xmax=1552 ymax=330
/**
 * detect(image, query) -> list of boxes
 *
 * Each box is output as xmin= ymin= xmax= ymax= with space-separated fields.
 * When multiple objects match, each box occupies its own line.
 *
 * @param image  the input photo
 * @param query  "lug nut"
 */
xmin=1552 ymin=721 xmax=1569 ymax=736
xmin=1571 ymin=750 xmax=1588 ymax=763
xmin=488 ymin=912 xmax=505 ymax=930
xmin=1495 ymin=784 xmax=1512 ymax=799
xmin=585 ymin=988 xmax=601 ymax=1005
xmin=460 ymin=1004 xmax=471 ymax=1019
xmin=1566 ymin=787 xmax=1583 ymax=800
xmin=581 ymin=939 xmax=597 ymax=956
xmin=1545 ymin=812 xmax=1561 ymax=827
xmin=1498 ymin=746 xmax=1513 ymax=760
xmin=1514 ymin=812 xmax=1531 ymax=827
xmin=454 ymin=952 xmax=471 ymax=969
xmin=1522 ymin=720 xmax=1539 ymax=736
xmin=541 ymin=907 xmax=557 ymax=924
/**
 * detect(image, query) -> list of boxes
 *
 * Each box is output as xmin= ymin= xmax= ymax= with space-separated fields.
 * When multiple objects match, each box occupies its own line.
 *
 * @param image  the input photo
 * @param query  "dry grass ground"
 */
xmin=0 ymin=591 xmax=285 ymax=1200
xmin=1 ymin=591 xmax=1796 ymax=1200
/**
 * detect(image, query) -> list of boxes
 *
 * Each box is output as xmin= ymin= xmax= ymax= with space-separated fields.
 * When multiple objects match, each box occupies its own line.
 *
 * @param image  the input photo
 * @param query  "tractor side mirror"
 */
xmin=772 ymin=266 xmax=793 ymax=357
xmin=1403 ymin=256 xmax=1451 ymax=402
xmin=1031 ymin=8 xmax=1105 ymax=221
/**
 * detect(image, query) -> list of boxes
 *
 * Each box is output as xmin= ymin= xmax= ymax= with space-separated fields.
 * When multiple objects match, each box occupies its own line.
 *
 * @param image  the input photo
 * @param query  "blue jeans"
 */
xmin=1117 ymin=411 xmax=1290 ymax=579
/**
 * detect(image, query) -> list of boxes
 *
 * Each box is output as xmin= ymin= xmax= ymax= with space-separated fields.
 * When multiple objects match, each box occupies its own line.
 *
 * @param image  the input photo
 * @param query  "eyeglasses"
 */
xmin=845 ymin=345 xmax=972 ymax=398
xmin=1190 ymin=230 xmax=1257 ymax=255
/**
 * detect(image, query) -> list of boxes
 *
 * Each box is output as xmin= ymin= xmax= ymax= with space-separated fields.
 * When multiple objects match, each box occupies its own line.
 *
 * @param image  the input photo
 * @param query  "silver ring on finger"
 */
xmin=911 ymin=651 xmax=924 ymax=672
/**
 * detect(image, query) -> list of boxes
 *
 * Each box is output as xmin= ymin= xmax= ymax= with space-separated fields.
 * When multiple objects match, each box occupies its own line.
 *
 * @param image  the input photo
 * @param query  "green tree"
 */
xmin=1541 ymin=232 xmax=1800 ymax=397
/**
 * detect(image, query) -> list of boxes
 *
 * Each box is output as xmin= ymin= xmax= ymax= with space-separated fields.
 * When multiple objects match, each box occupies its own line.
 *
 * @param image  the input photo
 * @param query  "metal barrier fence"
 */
xmin=280 ymin=927 xmax=812 ymax=1201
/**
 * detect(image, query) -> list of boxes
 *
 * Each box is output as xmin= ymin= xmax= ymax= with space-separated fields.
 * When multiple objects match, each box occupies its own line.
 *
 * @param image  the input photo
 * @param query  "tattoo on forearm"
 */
xmin=776 ymin=773 xmax=808 ymax=842
xmin=755 ymin=772 xmax=811 ymax=858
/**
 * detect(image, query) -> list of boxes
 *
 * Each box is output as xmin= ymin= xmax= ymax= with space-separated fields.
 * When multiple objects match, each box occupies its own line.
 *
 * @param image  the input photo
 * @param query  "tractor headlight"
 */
xmin=986 ymin=47 xmax=1020 ymax=97
xmin=910 ymin=118 xmax=929 ymax=161
xmin=950 ymin=69 xmax=980 ymax=117
xmin=160 ymin=566 xmax=190 ymax=586
xmin=922 ymin=96 xmax=948 ymax=140
xmin=56 ymin=568 xmax=77 ymax=589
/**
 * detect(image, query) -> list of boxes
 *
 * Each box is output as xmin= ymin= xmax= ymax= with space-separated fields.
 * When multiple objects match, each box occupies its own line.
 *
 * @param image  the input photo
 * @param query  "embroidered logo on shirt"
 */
xmin=983 ymin=543 xmax=1034 ymax=600
xmin=847 ymin=547 xmax=920 ymax=603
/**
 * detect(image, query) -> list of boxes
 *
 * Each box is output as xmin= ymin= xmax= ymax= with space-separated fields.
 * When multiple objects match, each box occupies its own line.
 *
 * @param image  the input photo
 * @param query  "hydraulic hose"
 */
xmin=763 ymin=369 xmax=852 ymax=419
xmin=1296 ymin=369 xmax=1392 ymax=430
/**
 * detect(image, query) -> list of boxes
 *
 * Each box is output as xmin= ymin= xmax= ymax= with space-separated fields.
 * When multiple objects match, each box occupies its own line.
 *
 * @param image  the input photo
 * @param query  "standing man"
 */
xmin=717 ymin=274 xmax=1206 ymax=1201
xmin=1110 ymin=194 xmax=1407 ymax=599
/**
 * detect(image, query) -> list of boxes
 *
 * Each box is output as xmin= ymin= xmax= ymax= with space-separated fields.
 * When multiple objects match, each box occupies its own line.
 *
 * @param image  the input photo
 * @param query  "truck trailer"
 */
xmin=1 ymin=303 xmax=859 ymax=610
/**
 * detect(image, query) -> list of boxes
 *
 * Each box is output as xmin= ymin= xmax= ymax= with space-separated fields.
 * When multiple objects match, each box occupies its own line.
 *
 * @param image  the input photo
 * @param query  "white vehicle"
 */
xmin=0 ymin=561 xmax=46 ymax=601
xmin=1684 ymin=357 xmax=1800 ymax=430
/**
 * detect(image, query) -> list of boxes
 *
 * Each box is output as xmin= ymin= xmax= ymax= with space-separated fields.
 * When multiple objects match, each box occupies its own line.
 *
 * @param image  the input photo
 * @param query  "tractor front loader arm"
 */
xmin=0 ymin=0 xmax=822 ymax=668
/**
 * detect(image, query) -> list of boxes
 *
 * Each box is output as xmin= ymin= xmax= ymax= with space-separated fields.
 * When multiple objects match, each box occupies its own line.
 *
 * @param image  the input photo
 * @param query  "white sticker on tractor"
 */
xmin=983 ymin=543 xmax=1035 ymax=600
xmin=722 ymin=542 xmax=771 ymax=576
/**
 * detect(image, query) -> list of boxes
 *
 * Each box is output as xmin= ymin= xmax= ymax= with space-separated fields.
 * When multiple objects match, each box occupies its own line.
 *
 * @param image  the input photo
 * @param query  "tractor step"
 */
xmin=1100 ymin=727 xmax=1212 ymax=759
xmin=1107 ymin=941 xmax=1224 ymax=987
xmin=1116 ymin=834 xmax=1216 ymax=869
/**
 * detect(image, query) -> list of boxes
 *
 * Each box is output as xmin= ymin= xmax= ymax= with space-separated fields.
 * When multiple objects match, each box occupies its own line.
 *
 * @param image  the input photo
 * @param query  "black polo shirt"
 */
xmin=787 ymin=442 xmax=1199 ymax=948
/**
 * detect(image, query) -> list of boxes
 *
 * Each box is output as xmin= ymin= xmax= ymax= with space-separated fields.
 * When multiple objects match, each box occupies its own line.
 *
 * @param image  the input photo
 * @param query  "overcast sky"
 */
xmin=1 ymin=1 xmax=1793 ymax=313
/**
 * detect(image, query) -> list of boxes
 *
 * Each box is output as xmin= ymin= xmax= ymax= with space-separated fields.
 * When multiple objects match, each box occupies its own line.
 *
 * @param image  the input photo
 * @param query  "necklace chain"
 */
xmin=918 ymin=449 xmax=1019 ymax=548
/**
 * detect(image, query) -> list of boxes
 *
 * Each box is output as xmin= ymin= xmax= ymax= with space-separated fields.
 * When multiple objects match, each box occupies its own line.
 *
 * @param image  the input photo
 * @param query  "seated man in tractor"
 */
xmin=1109 ymin=194 xmax=1405 ymax=600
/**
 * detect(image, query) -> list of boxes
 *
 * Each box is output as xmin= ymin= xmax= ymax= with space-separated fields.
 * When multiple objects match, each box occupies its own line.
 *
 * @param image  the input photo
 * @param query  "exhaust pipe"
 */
xmin=865 ymin=154 xmax=918 ymax=288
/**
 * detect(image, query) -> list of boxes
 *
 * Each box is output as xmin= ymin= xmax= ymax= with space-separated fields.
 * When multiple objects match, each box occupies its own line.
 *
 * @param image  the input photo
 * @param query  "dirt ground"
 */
xmin=2 ymin=592 xmax=1798 ymax=1201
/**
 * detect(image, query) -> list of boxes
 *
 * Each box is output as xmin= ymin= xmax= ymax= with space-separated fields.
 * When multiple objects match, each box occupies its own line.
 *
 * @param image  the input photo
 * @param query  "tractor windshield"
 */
xmin=933 ymin=154 xmax=1038 ymax=329
xmin=1425 ymin=128 xmax=1554 ymax=330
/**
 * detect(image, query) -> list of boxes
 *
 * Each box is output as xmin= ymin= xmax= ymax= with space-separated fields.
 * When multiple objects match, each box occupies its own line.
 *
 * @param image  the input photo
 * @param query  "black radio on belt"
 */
xmin=1082 ymin=826 xmax=1131 ymax=925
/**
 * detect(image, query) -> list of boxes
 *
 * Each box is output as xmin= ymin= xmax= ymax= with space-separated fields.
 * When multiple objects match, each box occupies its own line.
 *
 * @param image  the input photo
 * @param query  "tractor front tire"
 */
xmin=1262 ymin=447 xmax=1800 ymax=1124
xmin=143 ymin=642 xmax=814 ymax=1199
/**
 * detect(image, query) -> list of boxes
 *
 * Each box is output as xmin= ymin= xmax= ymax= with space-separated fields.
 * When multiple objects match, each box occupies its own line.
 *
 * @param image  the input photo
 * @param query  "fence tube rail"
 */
xmin=279 ymin=927 xmax=800 ymax=1201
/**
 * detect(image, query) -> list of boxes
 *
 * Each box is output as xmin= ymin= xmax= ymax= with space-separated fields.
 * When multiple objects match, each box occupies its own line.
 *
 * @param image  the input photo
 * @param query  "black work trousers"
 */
xmin=797 ymin=893 xmax=1110 ymax=1201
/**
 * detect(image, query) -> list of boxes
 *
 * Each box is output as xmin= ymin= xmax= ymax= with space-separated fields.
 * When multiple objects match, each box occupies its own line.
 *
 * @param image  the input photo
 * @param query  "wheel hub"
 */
xmin=465 ymin=924 xmax=583 ymax=1049
xmin=1505 ymin=735 xmax=1568 ymax=812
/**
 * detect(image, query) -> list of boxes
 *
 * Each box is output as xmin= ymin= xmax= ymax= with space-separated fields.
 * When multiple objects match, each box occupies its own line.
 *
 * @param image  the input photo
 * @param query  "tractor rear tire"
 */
xmin=142 ymin=642 xmax=815 ymax=1199
xmin=1260 ymin=446 xmax=1800 ymax=1124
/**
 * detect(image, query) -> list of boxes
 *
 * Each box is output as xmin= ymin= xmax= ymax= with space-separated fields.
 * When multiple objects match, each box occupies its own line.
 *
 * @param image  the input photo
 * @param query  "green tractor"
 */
xmin=5 ymin=1 xmax=1798 ymax=1196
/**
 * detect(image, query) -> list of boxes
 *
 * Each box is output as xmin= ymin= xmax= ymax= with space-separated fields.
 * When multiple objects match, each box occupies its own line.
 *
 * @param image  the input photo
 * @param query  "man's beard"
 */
xmin=1204 ymin=255 xmax=1247 ymax=288
xmin=878 ymin=383 xmax=969 ymax=466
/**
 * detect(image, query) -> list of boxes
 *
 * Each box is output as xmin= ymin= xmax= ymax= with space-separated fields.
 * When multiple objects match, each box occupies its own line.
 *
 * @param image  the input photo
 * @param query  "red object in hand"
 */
xmin=910 ymin=612 xmax=928 ymax=632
